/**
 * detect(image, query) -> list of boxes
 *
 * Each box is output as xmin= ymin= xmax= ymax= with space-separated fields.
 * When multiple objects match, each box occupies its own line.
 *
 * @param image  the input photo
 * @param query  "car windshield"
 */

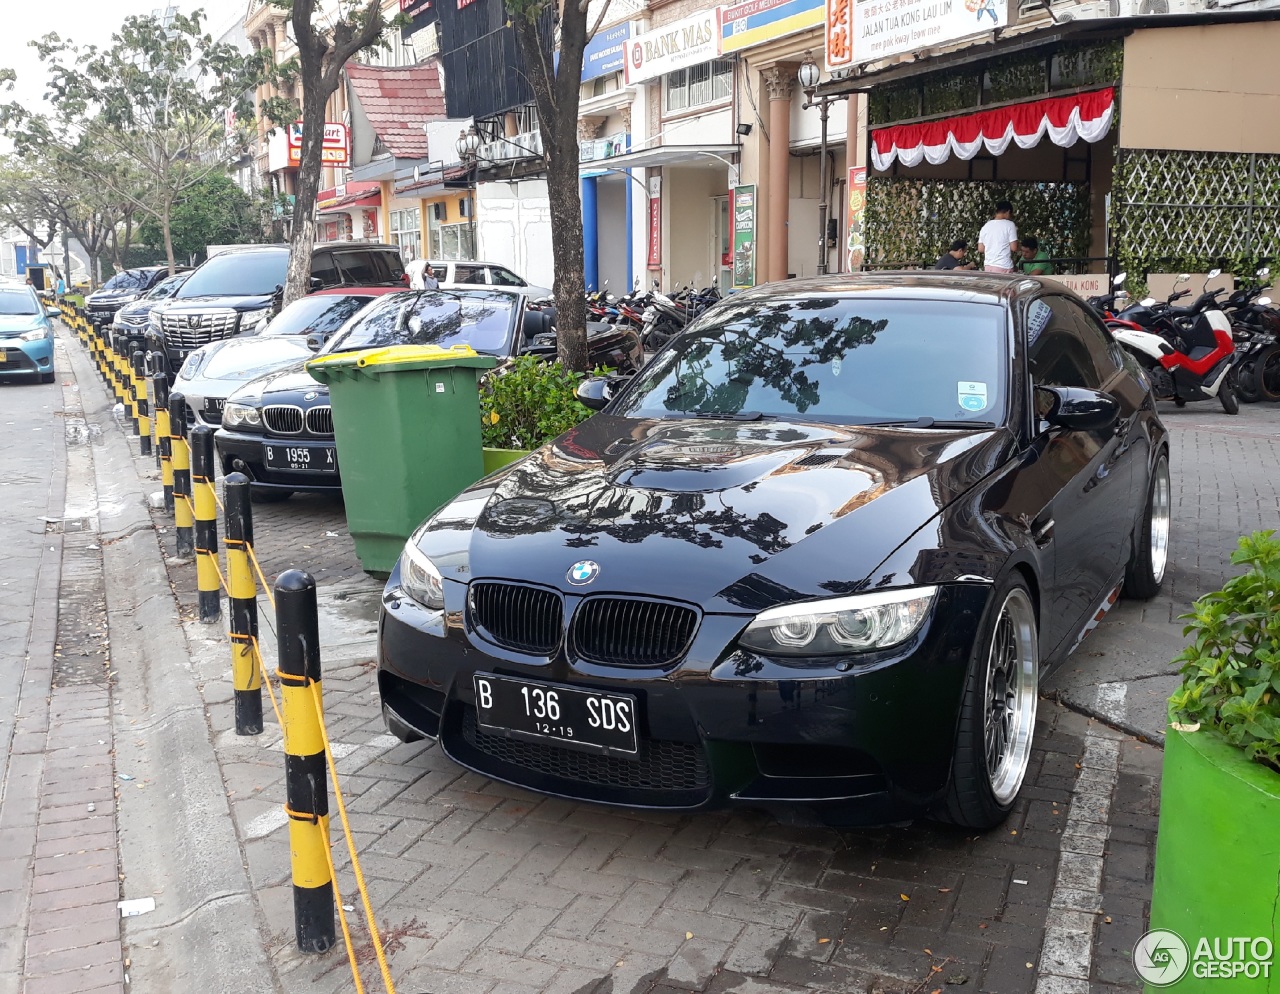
xmin=200 ymin=339 xmax=311 ymax=378
xmin=176 ymin=252 xmax=287 ymax=298
xmin=322 ymin=290 xmax=516 ymax=356
xmin=263 ymin=294 xmax=377 ymax=336
xmin=613 ymin=295 xmax=1007 ymax=425
xmin=0 ymin=290 xmax=40 ymax=316
xmin=147 ymin=274 xmax=188 ymax=300
xmin=102 ymin=270 xmax=149 ymax=291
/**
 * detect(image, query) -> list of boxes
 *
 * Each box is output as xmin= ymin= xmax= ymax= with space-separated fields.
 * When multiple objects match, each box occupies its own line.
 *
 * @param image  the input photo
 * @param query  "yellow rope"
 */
xmin=309 ymin=678 xmax=398 ymax=994
xmin=247 ymin=544 xmax=278 ymax=612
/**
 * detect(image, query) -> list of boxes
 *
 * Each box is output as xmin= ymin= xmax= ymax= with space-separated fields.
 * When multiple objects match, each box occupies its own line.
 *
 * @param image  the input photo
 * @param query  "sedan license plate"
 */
xmin=264 ymin=443 xmax=336 ymax=472
xmin=205 ymin=398 xmax=226 ymax=415
xmin=473 ymin=673 xmax=638 ymax=755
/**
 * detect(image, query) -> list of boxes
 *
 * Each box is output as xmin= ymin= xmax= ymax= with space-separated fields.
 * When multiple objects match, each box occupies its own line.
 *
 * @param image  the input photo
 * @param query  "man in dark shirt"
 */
xmin=935 ymin=240 xmax=975 ymax=271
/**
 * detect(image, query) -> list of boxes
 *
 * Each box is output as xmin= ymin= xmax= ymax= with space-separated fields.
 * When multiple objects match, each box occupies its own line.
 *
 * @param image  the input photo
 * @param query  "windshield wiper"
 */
xmin=690 ymin=410 xmax=769 ymax=421
xmin=852 ymin=417 xmax=995 ymax=429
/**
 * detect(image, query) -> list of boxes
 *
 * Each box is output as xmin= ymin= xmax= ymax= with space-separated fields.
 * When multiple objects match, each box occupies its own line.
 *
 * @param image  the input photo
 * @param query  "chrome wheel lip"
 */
xmin=1150 ymin=459 xmax=1171 ymax=586
xmin=984 ymin=588 xmax=1038 ymax=806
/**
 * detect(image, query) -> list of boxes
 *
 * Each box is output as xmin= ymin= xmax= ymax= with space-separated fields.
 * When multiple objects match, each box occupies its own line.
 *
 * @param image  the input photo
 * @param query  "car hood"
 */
xmin=228 ymin=360 xmax=326 ymax=404
xmin=86 ymin=290 xmax=141 ymax=306
xmin=167 ymin=294 xmax=272 ymax=311
xmin=178 ymin=337 xmax=312 ymax=391
xmin=417 ymin=414 xmax=1015 ymax=611
xmin=0 ymin=316 xmax=46 ymax=336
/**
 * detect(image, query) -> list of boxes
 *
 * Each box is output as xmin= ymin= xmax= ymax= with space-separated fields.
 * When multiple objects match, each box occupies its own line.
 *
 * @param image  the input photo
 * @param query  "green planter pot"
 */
xmin=482 ymin=447 xmax=529 ymax=475
xmin=1148 ymin=725 xmax=1280 ymax=992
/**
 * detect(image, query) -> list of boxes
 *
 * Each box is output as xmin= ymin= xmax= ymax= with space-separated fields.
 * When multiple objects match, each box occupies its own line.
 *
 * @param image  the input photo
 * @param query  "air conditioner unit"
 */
xmin=431 ymin=202 xmax=446 ymax=221
xmin=459 ymin=199 xmax=472 ymax=218
xmin=478 ymin=140 xmax=509 ymax=161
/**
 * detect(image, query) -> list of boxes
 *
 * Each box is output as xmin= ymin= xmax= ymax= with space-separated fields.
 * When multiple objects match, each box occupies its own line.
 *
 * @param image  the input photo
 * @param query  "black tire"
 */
xmin=1123 ymin=452 xmax=1170 ymax=600
xmin=40 ymin=371 xmax=55 ymax=384
xmin=938 ymin=574 xmax=1039 ymax=830
xmin=1255 ymin=345 xmax=1280 ymax=403
xmin=1173 ymin=397 xmax=1187 ymax=407
xmin=1220 ymin=373 xmax=1240 ymax=415
xmin=1235 ymin=358 xmax=1261 ymax=403
xmin=250 ymin=486 xmax=293 ymax=503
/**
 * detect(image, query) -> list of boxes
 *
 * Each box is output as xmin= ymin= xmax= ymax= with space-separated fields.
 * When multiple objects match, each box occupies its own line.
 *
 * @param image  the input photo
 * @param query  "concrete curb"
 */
xmin=61 ymin=327 xmax=280 ymax=993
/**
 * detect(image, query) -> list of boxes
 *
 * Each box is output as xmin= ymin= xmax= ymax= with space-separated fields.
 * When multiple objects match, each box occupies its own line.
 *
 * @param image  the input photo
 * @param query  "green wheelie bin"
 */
xmin=306 ymin=343 xmax=497 ymax=576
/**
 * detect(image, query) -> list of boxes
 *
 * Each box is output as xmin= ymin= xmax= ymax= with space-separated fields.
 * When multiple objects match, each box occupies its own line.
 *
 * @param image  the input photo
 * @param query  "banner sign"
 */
xmin=287 ymin=122 xmax=350 ymax=167
xmin=723 ymin=0 xmax=823 ymax=54
xmin=846 ymin=167 xmax=866 ymax=272
xmin=647 ymin=196 xmax=662 ymax=269
xmin=851 ymin=0 xmax=1007 ymax=67
xmin=625 ymin=9 xmax=723 ymax=85
xmin=583 ymin=21 xmax=631 ymax=81
xmin=731 ymin=185 xmax=757 ymax=289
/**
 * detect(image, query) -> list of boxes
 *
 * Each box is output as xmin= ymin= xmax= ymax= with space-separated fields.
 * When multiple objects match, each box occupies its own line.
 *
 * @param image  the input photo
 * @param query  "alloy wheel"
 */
xmin=983 ymin=588 xmax=1038 ymax=805
xmin=1150 ymin=459 xmax=1171 ymax=586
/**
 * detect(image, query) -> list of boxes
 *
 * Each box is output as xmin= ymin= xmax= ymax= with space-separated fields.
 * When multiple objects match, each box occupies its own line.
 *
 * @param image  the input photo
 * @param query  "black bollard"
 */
xmin=275 ymin=570 xmax=335 ymax=954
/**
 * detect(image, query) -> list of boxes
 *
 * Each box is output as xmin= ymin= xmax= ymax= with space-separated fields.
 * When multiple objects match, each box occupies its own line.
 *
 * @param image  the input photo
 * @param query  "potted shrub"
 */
xmin=479 ymin=355 xmax=598 ymax=474
xmin=1147 ymin=530 xmax=1280 ymax=991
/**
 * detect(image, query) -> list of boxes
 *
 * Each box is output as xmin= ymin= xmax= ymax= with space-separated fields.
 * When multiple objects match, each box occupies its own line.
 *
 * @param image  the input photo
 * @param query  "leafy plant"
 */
xmin=479 ymin=355 xmax=604 ymax=450
xmin=1169 ymin=530 xmax=1280 ymax=773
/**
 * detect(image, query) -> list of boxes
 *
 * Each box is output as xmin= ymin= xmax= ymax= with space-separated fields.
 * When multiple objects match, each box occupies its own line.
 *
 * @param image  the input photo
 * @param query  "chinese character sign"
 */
xmin=846 ymin=167 xmax=867 ymax=272
xmin=826 ymin=0 xmax=853 ymax=69
xmin=731 ymin=185 xmax=757 ymax=289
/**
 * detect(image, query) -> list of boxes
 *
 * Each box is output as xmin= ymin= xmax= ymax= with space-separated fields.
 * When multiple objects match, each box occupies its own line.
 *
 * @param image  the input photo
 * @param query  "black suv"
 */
xmin=147 ymin=243 xmax=405 ymax=377
xmin=85 ymin=266 xmax=191 ymax=330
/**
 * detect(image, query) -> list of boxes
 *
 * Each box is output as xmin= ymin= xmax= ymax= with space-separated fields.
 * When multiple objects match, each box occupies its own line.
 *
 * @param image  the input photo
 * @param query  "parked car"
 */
xmin=0 ymin=283 xmax=60 ymax=383
xmin=174 ymin=288 xmax=400 ymax=429
xmin=147 ymin=243 xmax=407 ymax=378
xmin=109 ymin=271 xmax=191 ymax=360
xmin=375 ymin=273 xmax=1170 ymax=829
xmin=427 ymin=260 xmax=552 ymax=299
xmin=215 ymin=286 xmax=644 ymax=501
xmin=85 ymin=266 xmax=190 ymax=331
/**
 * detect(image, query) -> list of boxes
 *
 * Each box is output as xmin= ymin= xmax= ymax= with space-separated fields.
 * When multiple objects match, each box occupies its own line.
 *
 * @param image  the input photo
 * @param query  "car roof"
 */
xmin=310 ymin=286 xmax=405 ymax=297
xmin=734 ymin=271 xmax=1048 ymax=306
xmin=321 ymin=242 xmax=401 ymax=253
xmin=428 ymin=260 xmax=514 ymax=268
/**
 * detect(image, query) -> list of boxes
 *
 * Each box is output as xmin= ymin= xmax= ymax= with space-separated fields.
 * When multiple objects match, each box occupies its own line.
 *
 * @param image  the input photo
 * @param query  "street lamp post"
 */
xmin=455 ymin=127 xmax=482 ymax=259
xmin=798 ymin=54 xmax=835 ymax=277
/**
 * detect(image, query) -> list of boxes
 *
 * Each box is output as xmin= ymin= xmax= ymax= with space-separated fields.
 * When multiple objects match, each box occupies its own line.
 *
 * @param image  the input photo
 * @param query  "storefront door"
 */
xmin=714 ymin=196 xmax=731 ymax=294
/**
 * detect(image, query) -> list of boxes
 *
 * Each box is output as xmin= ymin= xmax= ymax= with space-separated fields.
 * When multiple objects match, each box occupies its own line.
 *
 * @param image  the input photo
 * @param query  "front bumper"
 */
xmin=0 ymin=339 xmax=54 ymax=377
xmin=214 ymin=426 xmax=342 ymax=492
xmin=377 ymin=564 xmax=991 ymax=822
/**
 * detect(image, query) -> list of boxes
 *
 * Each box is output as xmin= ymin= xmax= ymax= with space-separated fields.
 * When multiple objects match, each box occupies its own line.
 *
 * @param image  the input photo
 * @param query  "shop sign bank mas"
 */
xmin=625 ymin=9 xmax=724 ymax=85
xmin=829 ymin=0 xmax=1007 ymax=68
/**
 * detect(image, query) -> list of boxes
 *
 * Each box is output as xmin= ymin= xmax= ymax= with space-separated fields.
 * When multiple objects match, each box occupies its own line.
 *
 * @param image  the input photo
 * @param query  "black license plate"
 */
xmin=264 ymin=443 xmax=336 ymax=472
xmin=205 ymin=398 xmax=225 ymax=415
xmin=473 ymin=673 xmax=638 ymax=755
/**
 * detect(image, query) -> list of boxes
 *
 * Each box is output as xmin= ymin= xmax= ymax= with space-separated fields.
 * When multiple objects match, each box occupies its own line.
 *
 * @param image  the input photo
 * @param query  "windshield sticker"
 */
xmin=1027 ymin=299 xmax=1051 ymax=346
xmin=958 ymin=381 xmax=989 ymax=412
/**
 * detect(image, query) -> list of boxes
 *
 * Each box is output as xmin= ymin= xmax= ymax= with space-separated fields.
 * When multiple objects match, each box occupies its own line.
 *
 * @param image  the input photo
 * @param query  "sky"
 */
xmin=2 ymin=1 xmax=242 ymax=115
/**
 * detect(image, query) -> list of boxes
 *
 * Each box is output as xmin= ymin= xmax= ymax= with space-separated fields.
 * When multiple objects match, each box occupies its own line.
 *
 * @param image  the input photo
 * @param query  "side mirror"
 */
xmin=1113 ymin=272 xmax=1126 ymax=287
xmin=1176 ymin=274 xmax=1190 ymax=284
xmin=306 ymin=332 xmax=325 ymax=352
xmin=45 ymin=307 xmax=60 ymax=318
xmin=1258 ymin=267 xmax=1271 ymax=279
xmin=576 ymin=377 xmax=611 ymax=411
xmin=309 ymin=277 xmax=324 ymax=292
xmin=1036 ymin=385 xmax=1120 ymax=432
xmin=1207 ymin=268 xmax=1222 ymax=279
xmin=1259 ymin=297 xmax=1272 ymax=306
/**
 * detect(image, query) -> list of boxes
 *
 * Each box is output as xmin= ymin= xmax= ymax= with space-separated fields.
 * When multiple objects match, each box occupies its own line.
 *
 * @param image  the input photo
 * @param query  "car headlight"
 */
xmin=147 ymin=311 xmax=162 ymax=334
xmin=19 ymin=330 xmax=48 ymax=342
xmin=400 ymin=542 xmax=444 ymax=610
xmin=239 ymin=308 xmax=270 ymax=334
xmin=180 ymin=351 xmax=205 ymax=379
xmin=738 ymin=587 xmax=938 ymax=656
xmin=223 ymin=402 xmax=262 ymax=428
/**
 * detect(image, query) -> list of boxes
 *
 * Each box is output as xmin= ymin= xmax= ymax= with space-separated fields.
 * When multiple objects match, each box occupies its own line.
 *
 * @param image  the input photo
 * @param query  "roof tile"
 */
xmin=345 ymin=62 xmax=448 ymax=160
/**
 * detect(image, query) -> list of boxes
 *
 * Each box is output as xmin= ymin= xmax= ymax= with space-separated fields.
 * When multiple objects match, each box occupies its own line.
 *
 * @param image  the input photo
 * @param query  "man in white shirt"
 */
xmin=406 ymin=257 xmax=428 ymax=289
xmin=977 ymin=201 xmax=1019 ymax=273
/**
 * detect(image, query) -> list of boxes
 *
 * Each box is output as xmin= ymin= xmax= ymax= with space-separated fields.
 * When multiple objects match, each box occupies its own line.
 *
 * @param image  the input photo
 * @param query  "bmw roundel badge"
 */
xmin=303 ymin=391 xmax=319 ymax=401
xmin=567 ymin=560 xmax=600 ymax=586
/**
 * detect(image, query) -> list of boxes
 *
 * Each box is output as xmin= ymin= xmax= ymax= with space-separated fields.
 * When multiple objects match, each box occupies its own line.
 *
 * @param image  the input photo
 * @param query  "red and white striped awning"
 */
xmin=871 ymin=87 xmax=1115 ymax=172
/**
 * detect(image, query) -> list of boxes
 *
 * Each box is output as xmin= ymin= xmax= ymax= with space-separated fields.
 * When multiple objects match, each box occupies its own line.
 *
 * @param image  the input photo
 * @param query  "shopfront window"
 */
xmin=429 ymin=220 xmax=475 ymax=261
xmin=389 ymin=208 xmax=421 ymax=261
xmin=664 ymin=59 xmax=732 ymax=113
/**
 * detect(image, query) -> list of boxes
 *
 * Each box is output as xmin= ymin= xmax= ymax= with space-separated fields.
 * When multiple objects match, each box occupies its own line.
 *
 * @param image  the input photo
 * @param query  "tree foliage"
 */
xmin=0 ymin=10 xmax=258 ymax=273
xmin=138 ymin=172 xmax=261 ymax=263
xmin=507 ymin=0 xmax=611 ymax=371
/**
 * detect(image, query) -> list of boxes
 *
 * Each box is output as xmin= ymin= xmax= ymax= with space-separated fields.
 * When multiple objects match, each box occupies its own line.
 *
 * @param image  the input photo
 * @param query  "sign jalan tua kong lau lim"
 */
xmin=287 ymin=122 xmax=350 ymax=167
xmin=843 ymin=0 xmax=1008 ymax=67
xmin=731 ymin=186 xmax=757 ymax=289
xmin=846 ymin=167 xmax=867 ymax=271
xmin=625 ymin=9 xmax=723 ymax=85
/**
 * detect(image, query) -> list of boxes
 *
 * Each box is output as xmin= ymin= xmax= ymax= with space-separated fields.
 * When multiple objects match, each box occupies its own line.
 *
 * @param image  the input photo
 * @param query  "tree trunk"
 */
xmin=161 ymin=200 xmax=176 ymax=274
xmin=285 ymin=51 xmax=331 ymax=306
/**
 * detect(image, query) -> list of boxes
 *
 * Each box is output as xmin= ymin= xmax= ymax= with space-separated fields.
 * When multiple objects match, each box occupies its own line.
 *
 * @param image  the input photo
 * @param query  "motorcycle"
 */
xmin=1106 ymin=269 xmax=1240 ymax=414
xmin=640 ymin=282 xmax=722 ymax=351
xmin=1222 ymin=267 xmax=1280 ymax=404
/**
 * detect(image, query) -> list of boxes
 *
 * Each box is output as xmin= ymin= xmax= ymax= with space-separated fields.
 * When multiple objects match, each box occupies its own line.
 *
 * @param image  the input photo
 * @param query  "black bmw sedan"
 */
xmin=377 ymin=274 xmax=1170 ymax=829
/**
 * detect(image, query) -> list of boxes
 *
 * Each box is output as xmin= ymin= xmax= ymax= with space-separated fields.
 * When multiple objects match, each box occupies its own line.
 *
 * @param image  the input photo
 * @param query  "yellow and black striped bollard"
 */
xmin=170 ymin=393 xmax=195 ymax=558
xmin=224 ymin=473 xmax=263 ymax=735
xmin=275 ymin=570 xmax=335 ymax=954
xmin=133 ymin=350 xmax=151 ymax=457
xmin=146 ymin=353 xmax=162 ymax=468
xmin=189 ymin=424 xmax=221 ymax=623
xmin=153 ymin=370 xmax=173 ymax=513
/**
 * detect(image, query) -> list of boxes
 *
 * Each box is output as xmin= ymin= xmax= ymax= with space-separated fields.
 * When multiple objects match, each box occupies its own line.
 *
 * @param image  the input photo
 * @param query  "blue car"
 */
xmin=0 ymin=284 xmax=58 ymax=383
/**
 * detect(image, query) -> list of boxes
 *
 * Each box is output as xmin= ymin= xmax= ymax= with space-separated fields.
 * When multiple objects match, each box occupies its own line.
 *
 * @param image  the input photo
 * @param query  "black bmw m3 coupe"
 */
xmin=376 ymin=273 xmax=1170 ymax=829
